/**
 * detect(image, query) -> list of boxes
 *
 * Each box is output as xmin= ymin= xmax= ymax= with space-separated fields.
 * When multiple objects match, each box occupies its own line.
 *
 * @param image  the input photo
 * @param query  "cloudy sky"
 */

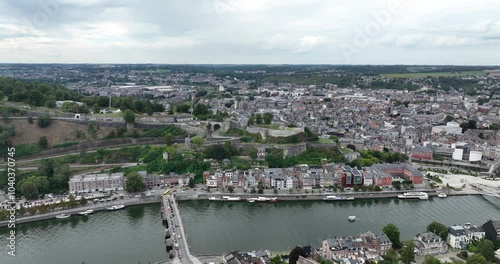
xmin=1 ymin=0 xmax=500 ymax=64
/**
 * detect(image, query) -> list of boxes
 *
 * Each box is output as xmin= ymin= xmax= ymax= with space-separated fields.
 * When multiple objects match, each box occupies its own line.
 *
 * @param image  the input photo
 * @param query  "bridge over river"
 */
xmin=159 ymin=194 xmax=203 ymax=264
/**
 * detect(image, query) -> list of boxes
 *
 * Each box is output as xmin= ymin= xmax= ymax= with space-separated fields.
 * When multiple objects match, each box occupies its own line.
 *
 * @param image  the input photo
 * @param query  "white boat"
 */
xmin=208 ymin=197 xmax=219 ymax=201
xmin=323 ymin=196 xmax=355 ymax=201
xmin=221 ymin=196 xmax=241 ymax=201
xmin=56 ymin=214 xmax=71 ymax=219
xmin=437 ymin=193 xmax=447 ymax=198
xmin=247 ymin=198 xmax=257 ymax=203
xmin=398 ymin=192 xmax=429 ymax=200
xmin=348 ymin=216 xmax=356 ymax=222
xmin=106 ymin=204 xmax=125 ymax=211
xmin=78 ymin=209 xmax=94 ymax=216
xmin=270 ymin=197 xmax=278 ymax=203
xmin=323 ymin=195 xmax=337 ymax=201
xmin=256 ymin=197 xmax=271 ymax=202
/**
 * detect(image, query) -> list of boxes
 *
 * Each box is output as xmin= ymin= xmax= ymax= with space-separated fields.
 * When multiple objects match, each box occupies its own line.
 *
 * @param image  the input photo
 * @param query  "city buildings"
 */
xmin=68 ymin=173 xmax=124 ymax=194
xmin=413 ymin=232 xmax=448 ymax=255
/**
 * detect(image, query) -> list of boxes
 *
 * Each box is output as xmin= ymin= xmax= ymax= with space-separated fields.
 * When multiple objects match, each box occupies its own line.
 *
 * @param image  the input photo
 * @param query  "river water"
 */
xmin=1 ymin=196 xmax=499 ymax=264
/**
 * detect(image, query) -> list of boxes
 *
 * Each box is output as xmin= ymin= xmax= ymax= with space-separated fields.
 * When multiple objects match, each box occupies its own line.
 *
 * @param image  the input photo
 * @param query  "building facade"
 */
xmin=69 ymin=173 xmax=124 ymax=194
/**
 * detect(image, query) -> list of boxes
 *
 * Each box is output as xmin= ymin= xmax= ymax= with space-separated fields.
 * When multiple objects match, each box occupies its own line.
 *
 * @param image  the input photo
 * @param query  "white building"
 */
xmin=431 ymin=122 xmax=462 ymax=135
xmin=465 ymin=224 xmax=486 ymax=242
xmin=206 ymin=175 xmax=218 ymax=188
xmin=68 ymin=173 xmax=124 ymax=194
xmin=271 ymin=176 xmax=287 ymax=189
xmin=447 ymin=226 xmax=468 ymax=249
xmin=363 ymin=173 xmax=374 ymax=186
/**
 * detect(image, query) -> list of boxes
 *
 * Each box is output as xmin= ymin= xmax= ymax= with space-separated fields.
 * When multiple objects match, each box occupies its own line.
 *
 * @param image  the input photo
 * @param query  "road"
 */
xmin=0 ymin=195 xmax=160 ymax=227
xmin=167 ymin=194 xmax=202 ymax=264
xmin=0 ymin=163 xmax=134 ymax=171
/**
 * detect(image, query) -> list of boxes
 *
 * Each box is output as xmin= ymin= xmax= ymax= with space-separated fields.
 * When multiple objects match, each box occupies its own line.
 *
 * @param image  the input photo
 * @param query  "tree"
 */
xmin=192 ymin=104 xmax=210 ymax=117
xmin=460 ymin=120 xmax=477 ymax=133
xmin=20 ymin=180 xmax=39 ymax=200
xmin=288 ymin=246 xmax=307 ymax=264
xmin=123 ymin=110 xmax=136 ymax=123
xmin=495 ymin=166 xmax=500 ymax=180
xmin=270 ymin=255 xmax=286 ymax=264
xmin=256 ymin=182 xmax=265 ymax=194
xmin=255 ymin=113 xmax=262 ymax=124
xmin=248 ymin=147 xmax=257 ymax=160
xmin=79 ymin=197 xmax=88 ymax=206
xmin=247 ymin=115 xmax=255 ymax=126
xmin=477 ymin=239 xmax=495 ymax=262
xmin=383 ymin=224 xmax=401 ymax=249
xmin=466 ymin=253 xmax=487 ymax=264
xmin=228 ymin=186 xmax=234 ymax=193
xmin=191 ymin=136 xmax=204 ymax=149
xmin=263 ymin=113 xmax=273 ymax=124
xmin=164 ymin=134 xmax=173 ymax=146
xmin=444 ymin=115 xmax=454 ymax=122
xmin=28 ymin=90 xmax=45 ymax=106
xmin=68 ymin=194 xmax=78 ymax=207
xmin=188 ymin=177 xmax=195 ymax=188
xmin=52 ymin=164 xmax=71 ymax=188
xmin=37 ymin=136 xmax=49 ymax=149
xmin=422 ymin=255 xmax=441 ymax=264
xmin=427 ymin=221 xmax=449 ymax=241
xmin=37 ymin=115 xmax=51 ymax=128
xmin=399 ymin=241 xmax=415 ymax=264
xmin=125 ymin=172 xmax=146 ymax=193
xmin=45 ymin=99 xmax=56 ymax=108
xmin=382 ymin=248 xmax=399 ymax=264
xmin=223 ymin=141 xmax=235 ymax=157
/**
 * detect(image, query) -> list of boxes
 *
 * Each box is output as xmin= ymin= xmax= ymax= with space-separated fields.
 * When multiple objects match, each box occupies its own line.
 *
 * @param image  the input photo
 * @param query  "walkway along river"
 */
xmin=0 ymin=195 xmax=499 ymax=264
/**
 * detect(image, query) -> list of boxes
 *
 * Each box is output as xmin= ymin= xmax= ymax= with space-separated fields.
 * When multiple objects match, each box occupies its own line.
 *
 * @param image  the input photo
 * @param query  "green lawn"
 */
xmin=381 ymin=71 xmax=488 ymax=78
xmin=255 ymin=124 xmax=280 ymax=129
xmin=318 ymin=138 xmax=333 ymax=143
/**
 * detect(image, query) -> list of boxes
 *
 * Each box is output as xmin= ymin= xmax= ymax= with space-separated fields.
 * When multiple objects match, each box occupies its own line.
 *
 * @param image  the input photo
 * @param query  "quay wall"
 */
xmin=0 ymin=196 xmax=161 ymax=227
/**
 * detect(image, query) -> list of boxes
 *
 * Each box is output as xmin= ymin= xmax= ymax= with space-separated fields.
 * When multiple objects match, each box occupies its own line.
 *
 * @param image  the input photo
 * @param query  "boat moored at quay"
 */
xmin=222 ymin=196 xmax=241 ymax=201
xmin=323 ymin=196 xmax=355 ymax=201
xmin=397 ymin=192 xmax=429 ymax=200
xmin=247 ymin=197 xmax=279 ymax=203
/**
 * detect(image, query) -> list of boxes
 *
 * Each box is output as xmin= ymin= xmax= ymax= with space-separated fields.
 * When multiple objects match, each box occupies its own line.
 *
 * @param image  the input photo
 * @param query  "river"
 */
xmin=0 ymin=204 xmax=167 ymax=264
xmin=1 ymin=195 xmax=499 ymax=264
xmin=179 ymin=195 xmax=500 ymax=255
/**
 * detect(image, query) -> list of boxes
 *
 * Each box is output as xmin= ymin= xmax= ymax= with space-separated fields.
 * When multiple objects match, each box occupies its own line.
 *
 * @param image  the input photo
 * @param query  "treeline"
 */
xmin=2 ymin=159 xmax=72 ymax=199
xmin=424 ymin=77 xmax=482 ymax=95
xmin=266 ymin=147 xmax=347 ymax=168
xmin=0 ymin=77 xmax=81 ymax=107
xmin=0 ymin=77 xmax=165 ymax=114
xmin=365 ymin=79 xmax=420 ymax=91
xmin=80 ymin=96 xmax=164 ymax=115
xmin=0 ymin=125 xmax=15 ymax=158
xmin=348 ymin=150 xmax=409 ymax=167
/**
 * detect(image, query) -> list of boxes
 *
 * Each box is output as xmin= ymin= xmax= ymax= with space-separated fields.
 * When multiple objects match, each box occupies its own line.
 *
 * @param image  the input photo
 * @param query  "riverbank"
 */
xmin=0 ymin=196 xmax=161 ymax=227
xmin=177 ymin=189 xmax=486 ymax=201
xmin=1 ymin=190 xmax=490 ymax=227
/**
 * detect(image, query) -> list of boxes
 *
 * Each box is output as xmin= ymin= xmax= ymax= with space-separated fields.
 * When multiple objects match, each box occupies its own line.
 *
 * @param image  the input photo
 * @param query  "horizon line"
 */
xmin=1 ymin=63 xmax=500 ymax=67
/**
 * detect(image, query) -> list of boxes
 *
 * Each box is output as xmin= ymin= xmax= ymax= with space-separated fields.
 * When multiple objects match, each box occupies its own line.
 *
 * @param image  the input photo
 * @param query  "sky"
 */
xmin=0 ymin=0 xmax=500 ymax=65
